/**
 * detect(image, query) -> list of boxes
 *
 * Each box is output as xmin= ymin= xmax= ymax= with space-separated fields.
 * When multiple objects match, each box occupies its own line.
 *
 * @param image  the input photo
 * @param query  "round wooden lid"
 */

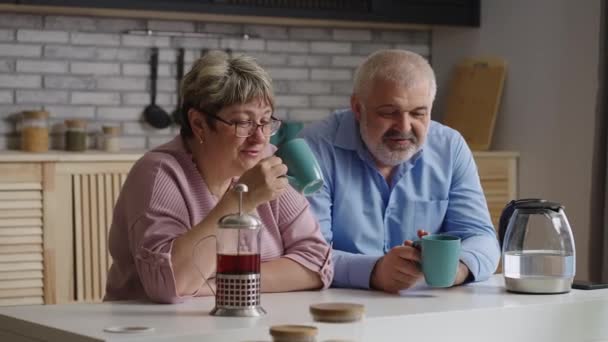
xmin=102 ymin=125 xmax=120 ymax=135
xmin=309 ymin=302 xmax=365 ymax=323
xmin=22 ymin=110 xmax=48 ymax=120
xmin=269 ymin=325 xmax=318 ymax=339
xmin=65 ymin=119 xmax=87 ymax=129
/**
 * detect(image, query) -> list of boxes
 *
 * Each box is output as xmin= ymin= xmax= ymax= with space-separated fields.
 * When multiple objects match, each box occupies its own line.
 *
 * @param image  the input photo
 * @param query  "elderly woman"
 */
xmin=105 ymin=51 xmax=333 ymax=303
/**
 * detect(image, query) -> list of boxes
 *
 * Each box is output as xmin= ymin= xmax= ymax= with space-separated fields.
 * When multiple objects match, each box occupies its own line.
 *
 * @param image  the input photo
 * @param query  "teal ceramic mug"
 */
xmin=270 ymin=121 xmax=304 ymax=147
xmin=415 ymin=234 xmax=461 ymax=287
xmin=275 ymin=138 xmax=324 ymax=196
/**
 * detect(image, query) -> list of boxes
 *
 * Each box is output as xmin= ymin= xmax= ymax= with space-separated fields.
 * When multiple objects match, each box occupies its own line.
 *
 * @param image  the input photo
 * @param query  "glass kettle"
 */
xmin=498 ymin=199 xmax=576 ymax=294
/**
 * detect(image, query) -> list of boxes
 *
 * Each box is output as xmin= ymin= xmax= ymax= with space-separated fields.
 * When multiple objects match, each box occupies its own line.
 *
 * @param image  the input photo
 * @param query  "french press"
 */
xmin=210 ymin=183 xmax=266 ymax=317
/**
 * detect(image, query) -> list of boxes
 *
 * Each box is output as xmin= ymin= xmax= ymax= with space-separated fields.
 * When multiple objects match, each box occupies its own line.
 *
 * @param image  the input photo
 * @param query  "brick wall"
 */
xmin=0 ymin=13 xmax=431 ymax=150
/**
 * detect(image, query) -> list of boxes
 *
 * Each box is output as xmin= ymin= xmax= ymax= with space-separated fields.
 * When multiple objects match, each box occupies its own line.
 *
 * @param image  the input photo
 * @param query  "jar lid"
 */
xmin=102 ymin=125 xmax=121 ymax=135
xmin=309 ymin=302 xmax=365 ymax=323
xmin=22 ymin=110 xmax=48 ymax=120
xmin=269 ymin=325 xmax=318 ymax=339
xmin=65 ymin=119 xmax=87 ymax=129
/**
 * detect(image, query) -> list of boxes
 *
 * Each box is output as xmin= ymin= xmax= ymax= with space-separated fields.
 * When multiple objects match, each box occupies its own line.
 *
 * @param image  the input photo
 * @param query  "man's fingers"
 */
xmin=392 ymin=245 xmax=421 ymax=262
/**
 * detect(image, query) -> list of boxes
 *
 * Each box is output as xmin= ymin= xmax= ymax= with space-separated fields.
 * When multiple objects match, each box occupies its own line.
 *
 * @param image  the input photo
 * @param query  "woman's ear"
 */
xmin=188 ymin=108 xmax=205 ymax=143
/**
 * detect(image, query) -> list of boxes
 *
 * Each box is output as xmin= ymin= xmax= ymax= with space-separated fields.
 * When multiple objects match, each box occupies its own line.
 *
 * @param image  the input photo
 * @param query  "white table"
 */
xmin=1 ymin=276 xmax=608 ymax=342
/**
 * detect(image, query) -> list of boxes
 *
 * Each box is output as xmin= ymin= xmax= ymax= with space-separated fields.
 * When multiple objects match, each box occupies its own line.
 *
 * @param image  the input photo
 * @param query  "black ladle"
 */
xmin=171 ymin=47 xmax=185 ymax=125
xmin=143 ymin=47 xmax=171 ymax=129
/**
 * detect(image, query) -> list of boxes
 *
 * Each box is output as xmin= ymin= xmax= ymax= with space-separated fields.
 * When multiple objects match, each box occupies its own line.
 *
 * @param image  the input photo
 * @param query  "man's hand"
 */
xmin=369 ymin=245 xmax=423 ymax=293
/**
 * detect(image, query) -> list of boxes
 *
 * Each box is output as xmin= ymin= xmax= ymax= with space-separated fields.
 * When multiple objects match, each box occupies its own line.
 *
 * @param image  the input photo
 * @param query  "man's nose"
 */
xmin=393 ymin=113 xmax=412 ymax=131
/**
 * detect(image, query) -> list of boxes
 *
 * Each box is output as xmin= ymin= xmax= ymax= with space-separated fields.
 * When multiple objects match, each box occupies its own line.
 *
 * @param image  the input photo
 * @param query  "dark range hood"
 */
xmin=10 ymin=0 xmax=481 ymax=27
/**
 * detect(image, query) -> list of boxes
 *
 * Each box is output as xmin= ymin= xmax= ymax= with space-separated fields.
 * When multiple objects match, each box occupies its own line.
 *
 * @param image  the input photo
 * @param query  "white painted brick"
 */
xmin=332 ymin=56 xmax=365 ymax=68
xmin=412 ymin=31 xmax=431 ymax=44
xmin=121 ymin=35 xmax=170 ymax=48
xmin=148 ymin=136 xmax=175 ymax=149
xmin=352 ymin=43 xmax=391 ymax=55
xmin=123 ymin=121 xmax=171 ymax=135
xmin=332 ymin=29 xmax=372 ymax=41
xmin=220 ymin=38 xmax=265 ymax=51
xmin=287 ymin=81 xmax=331 ymax=95
xmin=0 ymin=14 xmax=43 ymax=29
xmin=310 ymin=42 xmax=351 ymax=54
xmin=72 ymin=92 xmax=120 ymax=105
xmin=378 ymin=30 xmax=414 ymax=43
xmin=288 ymin=28 xmax=331 ymax=40
xmin=331 ymin=81 xmax=354 ymax=95
xmin=272 ymin=80 xmax=289 ymax=94
xmin=0 ymin=90 xmax=12 ymax=104
xmin=17 ymin=60 xmax=68 ymax=73
xmin=288 ymin=109 xmax=331 ymax=122
xmin=267 ymin=41 xmax=308 ymax=53
xmin=122 ymin=92 xmax=172 ymax=106
xmin=0 ymin=44 xmax=41 ymax=57
xmin=266 ymin=68 xmax=308 ymax=81
xmin=247 ymin=52 xmax=288 ymax=66
xmin=172 ymin=37 xmax=219 ymax=49
xmin=97 ymin=18 xmax=146 ymax=33
xmin=97 ymin=77 xmax=147 ymax=91
xmin=44 ymin=75 xmax=96 ymax=90
xmin=44 ymin=105 xmax=95 ymax=119
xmin=0 ymin=74 xmax=41 ymax=89
xmin=44 ymin=16 xmax=97 ymax=31
xmin=158 ymin=49 xmax=178 ymax=63
xmin=117 ymin=136 xmax=146 ymax=150
xmin=16 ymin=90 xmax=68 ymax=104
xmin=122 ymin=63 xmax=171 ymax=77
xmin=244 ymin=25 xmax=288 ymax=39
xmin=45 ymin=45 xmax=96 ymax=59
xmin=0 ymin=60 xmax=13 ymax=72
xmin=276 ymin=95 xmax=309 ymax=108
xmin=148 ymin=20 xmax=195 ymax=33
xmin=95 ymin=47 xmax=147 ymax=61
xmin=0 ymin=29 xmax=14 ymax=41
xmin=70 ymin=62 xmax=120 ymax=75
xmin=393 ymin=44 xmax=431 ymax=57
xmin=311 ymin=95 xmax=349 ymax=108
xmin=17 ymin=29 xmax=68 ymax=43
xmin=97 ymin=107 xmax=143 ymax=121
xmin=311 ymin=69 xmax=352 ymax=81
xmin=287 ymin=55 xmax=331 ymax=67
xmin=71 ymin=32 xmax=120 ymax=46
xmin=200 ymin=23 xmax=243 ymax=35
xmin=156 ymin=78 xmax=178 ymax=92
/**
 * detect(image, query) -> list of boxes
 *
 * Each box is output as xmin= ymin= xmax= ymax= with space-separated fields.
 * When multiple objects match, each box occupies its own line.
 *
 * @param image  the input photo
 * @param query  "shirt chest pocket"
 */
xmin=413 ymin=200 xmax=449 ymax=233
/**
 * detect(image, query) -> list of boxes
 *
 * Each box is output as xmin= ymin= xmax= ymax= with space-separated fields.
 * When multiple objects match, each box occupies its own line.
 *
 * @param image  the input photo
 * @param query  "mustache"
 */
xmin=382 ymin=130 xmax=418 ymax=143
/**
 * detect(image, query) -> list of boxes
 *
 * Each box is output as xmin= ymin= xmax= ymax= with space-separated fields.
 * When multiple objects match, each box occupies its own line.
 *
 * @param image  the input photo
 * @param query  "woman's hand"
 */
xmin=237 ymin=156 xmax=289 ymax=211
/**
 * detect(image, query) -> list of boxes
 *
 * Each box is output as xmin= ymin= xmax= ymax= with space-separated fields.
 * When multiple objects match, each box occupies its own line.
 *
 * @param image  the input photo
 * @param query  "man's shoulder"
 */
xmin=300 ymin=109 xmax=352 ymax=143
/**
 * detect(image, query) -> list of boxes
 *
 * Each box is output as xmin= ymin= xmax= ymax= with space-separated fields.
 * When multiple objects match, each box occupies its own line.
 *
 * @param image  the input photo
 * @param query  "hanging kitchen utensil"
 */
xmin=143 ymin=47 xmax=171 ymax=129
xmin=171 ymin=48 xmax=185 ymax=126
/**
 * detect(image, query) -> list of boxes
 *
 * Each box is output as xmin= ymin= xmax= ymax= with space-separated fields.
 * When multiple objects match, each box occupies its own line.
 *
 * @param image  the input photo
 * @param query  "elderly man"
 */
xmin=300 ymin=49 xmax=500 ymax=293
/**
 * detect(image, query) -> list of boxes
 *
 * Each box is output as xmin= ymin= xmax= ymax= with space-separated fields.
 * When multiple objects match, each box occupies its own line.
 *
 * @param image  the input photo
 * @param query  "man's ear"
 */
xmin=351 ymin=95 xmax=362 ymax=122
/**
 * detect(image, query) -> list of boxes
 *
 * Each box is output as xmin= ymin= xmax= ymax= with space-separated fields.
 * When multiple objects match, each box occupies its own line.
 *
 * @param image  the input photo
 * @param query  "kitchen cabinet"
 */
xmin=10 ymin=0 xmax=480 ymax=27
xmin=0 ymin=150 xmax=516 ymax=306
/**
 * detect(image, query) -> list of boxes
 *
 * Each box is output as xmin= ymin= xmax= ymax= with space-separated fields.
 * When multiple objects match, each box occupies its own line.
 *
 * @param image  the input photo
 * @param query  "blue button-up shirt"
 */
xmin=300 ymin=109 xmax=500 ymax=289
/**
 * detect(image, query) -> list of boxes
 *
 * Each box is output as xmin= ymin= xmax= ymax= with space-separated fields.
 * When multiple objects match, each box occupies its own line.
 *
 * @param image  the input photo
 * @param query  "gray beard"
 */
xmin=360 ymin=116 xmax=420 ymax=167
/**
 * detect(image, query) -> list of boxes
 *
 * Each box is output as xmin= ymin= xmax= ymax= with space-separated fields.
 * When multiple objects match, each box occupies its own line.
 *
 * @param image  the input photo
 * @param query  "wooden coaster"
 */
xmin=309 ymin=302 xmax=365 ymax=323
xmin=269 ymin=324 xmax=318 ymax=341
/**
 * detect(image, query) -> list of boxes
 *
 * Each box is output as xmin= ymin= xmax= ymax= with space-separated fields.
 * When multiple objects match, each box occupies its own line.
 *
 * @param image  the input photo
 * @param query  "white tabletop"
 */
xmin=1 ymin=276 xmax=608 ymax=342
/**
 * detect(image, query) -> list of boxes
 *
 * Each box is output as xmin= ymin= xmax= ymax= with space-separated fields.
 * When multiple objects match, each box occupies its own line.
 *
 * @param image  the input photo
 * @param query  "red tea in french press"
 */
xmin=210 ymin=183 xmax=266 ymax=317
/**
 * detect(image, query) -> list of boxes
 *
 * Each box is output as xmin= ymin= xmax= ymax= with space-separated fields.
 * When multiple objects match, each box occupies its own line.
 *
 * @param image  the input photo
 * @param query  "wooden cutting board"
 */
xmin=442 ymin=57 xmax=507 ymax=150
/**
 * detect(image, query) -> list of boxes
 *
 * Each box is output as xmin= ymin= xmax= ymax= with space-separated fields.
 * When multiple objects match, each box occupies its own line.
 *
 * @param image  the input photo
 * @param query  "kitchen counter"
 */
xmin=0 ymin=150 xmax=144 ymax=162
xmin=0 ymin=275 xmax=607 ymax=342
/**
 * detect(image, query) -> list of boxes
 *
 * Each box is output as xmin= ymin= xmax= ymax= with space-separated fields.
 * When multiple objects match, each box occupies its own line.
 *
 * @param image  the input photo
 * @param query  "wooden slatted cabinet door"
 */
xmin=0 ymin=163 xmax=45 ymax=306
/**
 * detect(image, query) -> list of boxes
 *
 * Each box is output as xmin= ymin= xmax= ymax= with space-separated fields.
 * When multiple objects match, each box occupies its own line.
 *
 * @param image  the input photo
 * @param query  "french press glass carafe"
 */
xmin=210 ymin=183 xmax=266 ymax=317
xmin=498 ymin=199 xmax=576 ymax=294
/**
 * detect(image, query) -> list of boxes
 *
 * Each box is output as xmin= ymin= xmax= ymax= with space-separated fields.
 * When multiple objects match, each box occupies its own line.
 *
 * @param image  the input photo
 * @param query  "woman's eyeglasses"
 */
xmin=205 ymin=113 xmax=282 ymax=138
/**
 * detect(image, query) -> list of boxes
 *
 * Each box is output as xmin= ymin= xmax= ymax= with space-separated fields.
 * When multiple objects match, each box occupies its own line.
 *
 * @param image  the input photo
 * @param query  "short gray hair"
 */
xmin=353 ymin=49 xmax=436 ymax=102
xmin=180 ymin=50 xmax=275 ymax=137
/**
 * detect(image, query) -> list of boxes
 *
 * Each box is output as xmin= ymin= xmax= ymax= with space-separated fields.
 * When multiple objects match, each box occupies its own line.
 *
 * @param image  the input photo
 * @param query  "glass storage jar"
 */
xmin=20 ymin=110 xmax=49 ymax=152
xmin=101 ymin=125 xmax=120 ymax=152
xmin=65 ymin=119 xmax=87 ymax=152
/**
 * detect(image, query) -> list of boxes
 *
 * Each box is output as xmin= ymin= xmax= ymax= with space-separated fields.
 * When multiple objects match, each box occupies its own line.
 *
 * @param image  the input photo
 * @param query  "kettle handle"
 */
xmin=497 ymin=198 xmax=544 ymax=248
